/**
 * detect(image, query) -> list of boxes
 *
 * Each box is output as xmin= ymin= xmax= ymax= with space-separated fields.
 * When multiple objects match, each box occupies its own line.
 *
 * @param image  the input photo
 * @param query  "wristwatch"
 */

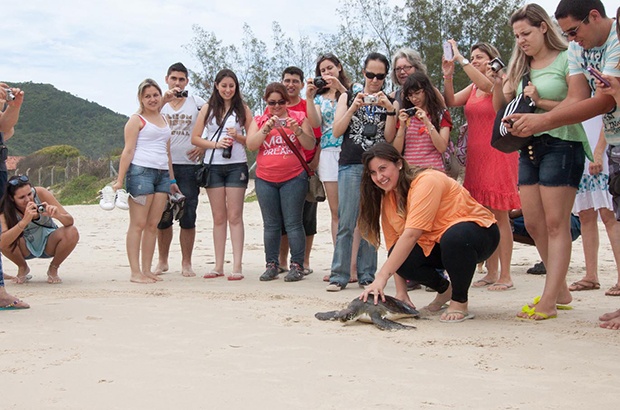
xmin=385 ymin=110 xmax=396 ymax=116
xmin=460 ymin=58 xmax=470 ymax=66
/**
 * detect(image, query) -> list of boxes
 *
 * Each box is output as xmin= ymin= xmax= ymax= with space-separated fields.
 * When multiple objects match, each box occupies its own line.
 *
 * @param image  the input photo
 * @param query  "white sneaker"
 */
xmin=99 ymin=186 xmax=115 ymax=211
xmin=115 ymin=189 xmax=130 ymax=210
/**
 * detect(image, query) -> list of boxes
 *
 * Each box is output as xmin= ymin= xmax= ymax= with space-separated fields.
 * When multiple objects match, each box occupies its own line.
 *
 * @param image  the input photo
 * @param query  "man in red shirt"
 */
xmin=278 ymin=66 xmax=322 ymax=275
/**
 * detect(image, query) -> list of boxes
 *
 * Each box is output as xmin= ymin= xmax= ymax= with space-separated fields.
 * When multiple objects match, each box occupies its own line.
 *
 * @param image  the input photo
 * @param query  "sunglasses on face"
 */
xmin=267 ymin=99 xmax=286 ymax=106
xmin=562 ymin=15 xmax=588 ymax=38
xmin=8 ymin=175 xmax=29 ymax=186
xmin=364 ymin=71 xmax=387 ymax=80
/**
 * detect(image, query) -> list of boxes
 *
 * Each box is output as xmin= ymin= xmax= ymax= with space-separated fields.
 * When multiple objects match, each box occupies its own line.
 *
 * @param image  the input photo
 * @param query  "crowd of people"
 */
xmin=2 ymin=0 xmax=620 ymax=330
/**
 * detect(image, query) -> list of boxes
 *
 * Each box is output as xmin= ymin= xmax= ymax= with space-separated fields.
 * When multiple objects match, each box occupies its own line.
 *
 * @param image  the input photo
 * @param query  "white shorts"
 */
xmin=318 ymin=149 xmax=340 ymax=182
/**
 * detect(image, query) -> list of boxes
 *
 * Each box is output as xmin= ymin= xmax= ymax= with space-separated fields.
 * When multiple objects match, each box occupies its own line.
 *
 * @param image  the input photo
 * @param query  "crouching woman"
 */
xmin=0 ymin=175 xmax=79 ymax=284
xmin=359 ymin=143 xmax=499 ymax=322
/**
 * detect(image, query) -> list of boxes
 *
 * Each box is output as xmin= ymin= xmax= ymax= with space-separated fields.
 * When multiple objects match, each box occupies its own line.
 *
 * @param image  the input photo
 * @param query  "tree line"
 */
xmin=186 ymin=0 xmax=523 ymax=127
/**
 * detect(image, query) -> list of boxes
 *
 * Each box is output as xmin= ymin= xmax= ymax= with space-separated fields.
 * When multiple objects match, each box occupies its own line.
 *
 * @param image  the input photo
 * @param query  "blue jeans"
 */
xmin=255 ymin=172 xmax=308 ymax=266
xmin=330 ymin=164 xmax=377 ymax=286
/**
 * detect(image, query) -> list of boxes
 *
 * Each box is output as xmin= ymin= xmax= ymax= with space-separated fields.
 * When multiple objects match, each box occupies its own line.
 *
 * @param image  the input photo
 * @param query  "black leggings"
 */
xmin=394 ymin=222 xmax=500 ymax=303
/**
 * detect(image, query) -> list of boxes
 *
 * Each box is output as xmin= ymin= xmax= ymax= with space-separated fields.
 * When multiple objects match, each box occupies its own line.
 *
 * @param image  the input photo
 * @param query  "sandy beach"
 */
xmin=2 ymin=188 xmax=620 ymax=409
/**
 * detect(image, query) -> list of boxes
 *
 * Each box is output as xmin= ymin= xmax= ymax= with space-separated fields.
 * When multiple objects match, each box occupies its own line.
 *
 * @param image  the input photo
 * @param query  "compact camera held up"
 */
xmin=3 ymin=88 xmax=15 ymax=101
xmin=489 ymin=57 xmax=506 ymax=73
xmin=36 ymin=204 xmax=46 ymax=214
xmin=175 ymin=90 xmax=189 ymax=98
xmin=363 ymin=94 xmax=378 ymax=105
xmin=404 ymin=107 xmax=418 ymax=117
xmin=313 ymin=76 xmax=327 ymax=90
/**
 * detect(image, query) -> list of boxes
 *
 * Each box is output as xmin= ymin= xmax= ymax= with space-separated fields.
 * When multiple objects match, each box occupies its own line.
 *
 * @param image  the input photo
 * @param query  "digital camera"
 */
xmin=175 ymin=90 xmax=189 ymax=98
xmin=4 ymin=88 xmax=15 ymax=101
xmin=279 ymin=119 xmax=288 ymax=127
xmin=364 ymin=95 xmax=378 ymax=105
xmin=36 ymin=204 xmax=46 ymax=213
xmin=404 ymin=107 xmax=418 ymax=117
xmin=489 ymin=57 xmax=506 ymax=73
xmin=313 ymin=77 xmax=327 ymax=89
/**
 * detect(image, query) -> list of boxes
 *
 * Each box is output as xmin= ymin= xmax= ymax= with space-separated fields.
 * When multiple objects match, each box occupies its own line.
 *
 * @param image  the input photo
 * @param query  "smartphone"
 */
xmin=587 ymin=66 xmax=611 ymax=87
xmin=443 ymin=41 xmax=453 ymax=60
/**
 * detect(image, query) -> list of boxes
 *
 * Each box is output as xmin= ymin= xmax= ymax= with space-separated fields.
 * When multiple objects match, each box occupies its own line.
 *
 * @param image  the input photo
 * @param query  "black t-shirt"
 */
xmin=339 ymin=90 xmax=394 ymax=166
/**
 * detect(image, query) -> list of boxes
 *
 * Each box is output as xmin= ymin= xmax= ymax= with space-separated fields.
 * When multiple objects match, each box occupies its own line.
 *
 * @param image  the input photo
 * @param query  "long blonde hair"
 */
xmin=506 ymin=3 xmax=567 ymax=91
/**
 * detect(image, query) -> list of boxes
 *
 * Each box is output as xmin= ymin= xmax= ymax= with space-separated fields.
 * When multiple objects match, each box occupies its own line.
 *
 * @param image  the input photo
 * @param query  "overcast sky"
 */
xmin=1 ymin=0 xmax=617 ymax=116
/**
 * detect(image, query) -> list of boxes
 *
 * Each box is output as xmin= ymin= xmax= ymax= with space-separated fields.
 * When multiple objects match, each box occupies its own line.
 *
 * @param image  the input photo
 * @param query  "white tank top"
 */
xmin=132 ymin=114 xmax=170 ymax=170
xmin=203 ymin=111 xmax=247 ymax=165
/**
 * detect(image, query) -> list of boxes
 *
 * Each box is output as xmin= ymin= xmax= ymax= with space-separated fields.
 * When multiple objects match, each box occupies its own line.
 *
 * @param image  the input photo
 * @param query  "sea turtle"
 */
xmin=315 ymin=295 xmax=420 ymax=330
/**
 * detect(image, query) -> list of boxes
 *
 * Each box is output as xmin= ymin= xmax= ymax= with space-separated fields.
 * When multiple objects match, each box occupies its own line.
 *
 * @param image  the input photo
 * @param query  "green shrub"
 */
xmin=55 ymin=175 xmax=113 ymax=205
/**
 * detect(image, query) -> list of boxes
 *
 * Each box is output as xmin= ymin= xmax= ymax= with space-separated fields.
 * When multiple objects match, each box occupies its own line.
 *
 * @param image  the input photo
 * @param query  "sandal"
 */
xmin=228 ymin=273 xmax=244 ymax=281
xmin=203 ymin=271 xmax=224 ymax=279
xmin=605 ymin=284 xmax=620 ymax=296
xmin=569 ymin=279 xmax=600 ymax=291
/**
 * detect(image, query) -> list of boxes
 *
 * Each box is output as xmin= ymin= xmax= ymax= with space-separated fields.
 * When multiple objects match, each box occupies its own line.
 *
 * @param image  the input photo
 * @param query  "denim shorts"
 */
xmin=157 ymin=164 xmax=200 ymax=230
xmin=519 ymin=134 xmax=585 ymax=188
xmin=205 ymin=162 xmax=249 ymax=189
xmin=126 ymin=164 xmax=171 ymax=196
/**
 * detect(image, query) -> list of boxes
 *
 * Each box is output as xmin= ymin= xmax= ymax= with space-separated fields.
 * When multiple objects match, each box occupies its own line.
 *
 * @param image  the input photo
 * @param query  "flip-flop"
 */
xmin=605 ymin=284 xmax=620 ymax=296
xmin=0 ymin=299 xmax=30 ymax=311
xmin=203 ymin=271 xmax=224 ymax=279
xmin=228 ymin=273 xmax=244 ymax=281
xmin=569 ymin=280 xmax=600 ymax=291
xmin=532 ymin=296 xmax=572 ymax=310
xmin=488 ymin=283 xmax=515 ymax=291
xmin=440 ymin=310 xmax=475 ymax=323
xmin=472 ymin=279 xmax=494 ymax=288
xmin=518 ymin=305 xmax=557 ymax=320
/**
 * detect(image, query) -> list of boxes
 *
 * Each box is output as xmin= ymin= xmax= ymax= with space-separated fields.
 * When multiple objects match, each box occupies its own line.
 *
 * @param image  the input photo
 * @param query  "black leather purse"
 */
xmin=491 ymin=74 xmax=536 ymax=153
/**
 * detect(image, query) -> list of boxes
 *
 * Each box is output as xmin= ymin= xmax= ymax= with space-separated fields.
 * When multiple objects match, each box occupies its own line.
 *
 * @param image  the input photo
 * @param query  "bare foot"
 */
xmin=440 ymin=301 xmax=473 ymax=322
xmin=599 ymin=309 xmax=620 ymax=322
xmin=47 ymin=265 xmax=62 ymax=284
xmin=600 ymin=317 xmax=620 ymax=330
xmin=424 ymin=284 xmax=452 ymax=312
xmin=144 ymin=271 xmax=163 ymax=282
xmin=130 ymin=272 xmax=156 ymax=284
xmin=0 ymin=288 xmax=30 ymax=309
xmin=3 ymin=273 xmax=16 ymax=280
xmin=181 ymin=266 xmax=196 ymax=277
xmin=154 ymin=262 xmax=169 ymax=275
xmin=13 ymin=266 xmax=31 ymax=284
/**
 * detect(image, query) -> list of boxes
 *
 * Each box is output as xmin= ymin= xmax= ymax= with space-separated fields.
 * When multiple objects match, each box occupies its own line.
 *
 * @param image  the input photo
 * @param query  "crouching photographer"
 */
xmin=0 ymin=175 xmax=79 ymax=284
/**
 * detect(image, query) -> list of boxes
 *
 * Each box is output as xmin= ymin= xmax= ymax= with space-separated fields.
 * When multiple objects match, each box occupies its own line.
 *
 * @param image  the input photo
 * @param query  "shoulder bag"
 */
xmin=491 ymin=74 xmax=536 ymax=153
xmin=195 ymin=106 xmax=234 ymax=188
xmin=274 ymin=126 xmax=325 ymax=202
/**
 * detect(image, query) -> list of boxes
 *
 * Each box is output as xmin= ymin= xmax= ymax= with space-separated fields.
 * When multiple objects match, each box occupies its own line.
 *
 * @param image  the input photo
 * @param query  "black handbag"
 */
xmin=195 ymin=107 xmax=234 ymax=187
xmin=491 ymin=74 xmax=536 ymax=153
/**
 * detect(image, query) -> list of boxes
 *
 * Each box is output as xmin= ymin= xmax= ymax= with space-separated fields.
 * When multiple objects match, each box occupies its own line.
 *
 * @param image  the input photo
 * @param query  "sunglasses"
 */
xmin=562 ymin=15 xmax=588 ymax=38
xmin=364 ymin=71 xmax=387 ymax=80
xmin=8 ymin=175 xmax=29 ymax=186
xmin=267 ymin=99 xmax=286 ymax=106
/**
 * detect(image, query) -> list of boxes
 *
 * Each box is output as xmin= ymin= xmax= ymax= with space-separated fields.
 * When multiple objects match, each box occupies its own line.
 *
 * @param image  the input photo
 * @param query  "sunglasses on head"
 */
xmin=8 ymin=175 xmax=29 ymax=186
xmin=267 ymin=99 xmax=286 ymax=106
xmin=364 ymin=71 xmax=387 ymax=80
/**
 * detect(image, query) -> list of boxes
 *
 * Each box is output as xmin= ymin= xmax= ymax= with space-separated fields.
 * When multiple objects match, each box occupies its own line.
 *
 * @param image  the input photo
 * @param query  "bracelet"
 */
xmin=443 ymin=75 xmax=453 ymax=80
xmin=170 ymin=179 xmax=177 ymax=184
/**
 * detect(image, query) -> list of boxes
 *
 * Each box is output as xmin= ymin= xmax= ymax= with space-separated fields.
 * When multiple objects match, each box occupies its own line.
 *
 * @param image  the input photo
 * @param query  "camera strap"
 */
xmin=274 ymin=126 xmax=314 ymax=177
xmin=203 ymin=106 xmax=234 ymax=167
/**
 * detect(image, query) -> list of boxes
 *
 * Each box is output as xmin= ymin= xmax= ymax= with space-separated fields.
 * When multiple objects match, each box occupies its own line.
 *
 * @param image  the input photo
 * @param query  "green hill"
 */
xmin=6 ymin=82 xmax=128 ymax=159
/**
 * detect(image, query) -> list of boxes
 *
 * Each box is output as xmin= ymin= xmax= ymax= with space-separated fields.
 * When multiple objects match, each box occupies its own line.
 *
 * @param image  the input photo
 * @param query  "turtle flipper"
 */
xmin=370 ymin=312 xmax=416 ymax=331
xmin=315 ymin=311 xmax=340 ymax=321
